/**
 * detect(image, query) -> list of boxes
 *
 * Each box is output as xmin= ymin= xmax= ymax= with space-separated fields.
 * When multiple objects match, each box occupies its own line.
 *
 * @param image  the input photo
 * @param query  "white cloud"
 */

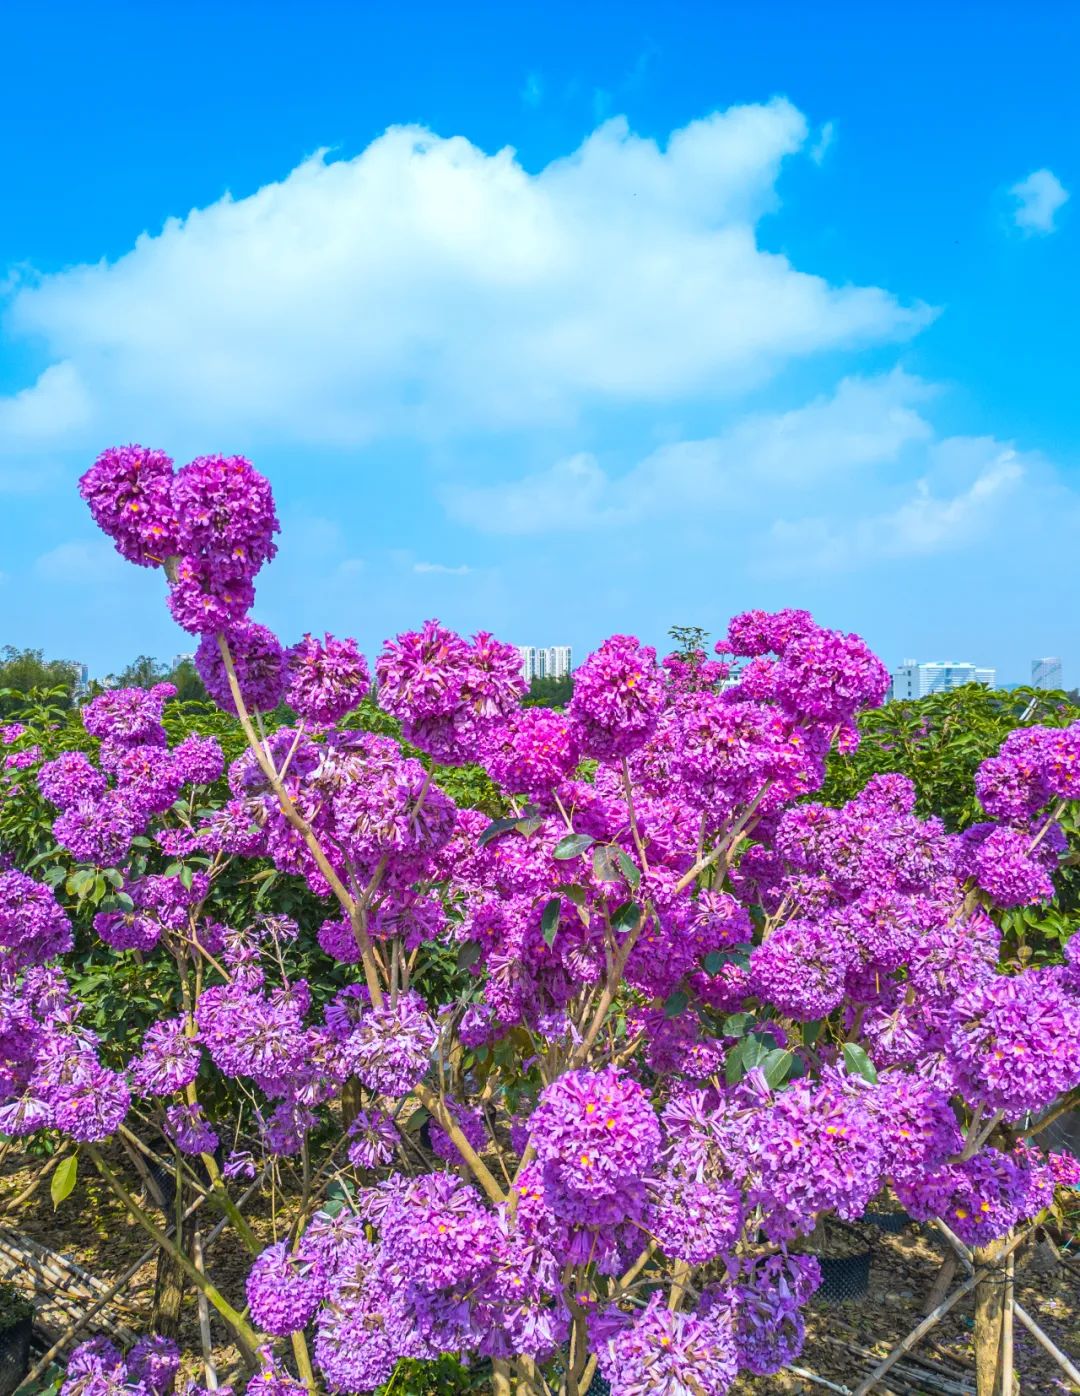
xmin=34 ymin=540 xmax=128 ymax=583
xmin=810 ymin=121 xmax=836 ymax=165
xmin=1009 ymin=168 xmax=1069 ymax=234
xmin=446 ymin=372 xmax=936 ymax=533
xmin=0 ymin=101 xmax=928 ymax=454
xmin=761 ymin=447 xmax=1025 ymax=575
xmin=413 ymin=561 xmax=472 ymax=575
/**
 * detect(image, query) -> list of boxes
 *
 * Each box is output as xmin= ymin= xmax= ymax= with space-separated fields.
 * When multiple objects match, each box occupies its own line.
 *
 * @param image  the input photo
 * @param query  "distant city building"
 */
xmin=172 ymin=652 xmax=195 ymax=670
xmin=74 ymin=662 xmax=90 ymax=694
xmin=890 ymin=660 xmax=997 ymax=700
xmin=1031 ymin=657 xmax=1063 ymax=690
xmin=516 ymin=645 xmax=573 ymax=682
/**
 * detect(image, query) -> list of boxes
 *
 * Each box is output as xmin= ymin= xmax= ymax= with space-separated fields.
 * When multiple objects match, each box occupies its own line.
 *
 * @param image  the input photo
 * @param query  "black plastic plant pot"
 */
xmin=864 ymin=1209 xmax=912 ymax=1235
xmin=585 ymin=1373 xmax=611 ymax=1396
xmin=0 ymin=1313 xmax=33 ymax=1396
xmin=815 ymin=1250 xmax=872 ymax=1304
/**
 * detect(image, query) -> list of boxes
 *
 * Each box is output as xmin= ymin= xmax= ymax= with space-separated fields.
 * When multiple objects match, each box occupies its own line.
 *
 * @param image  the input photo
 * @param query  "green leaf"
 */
xmin=554 ymin=883 xmax=588 ymax=906
xmin=724 ymin=1038 xmax=747 ymax=1084
xmin=722 ymin=1012 xmax=754 ymax=1038
xmin=477 ymin=816 xmax=520 ymax=847
xmin=802 ymin=1020 xmax=824 ymax=1048
xmin=842 ymin=1042 xmax=878 ymax=1084
xmin=457 ymin=942 xmax=482 ymax=969
xmin=592 ymin=846 xmax=620 ymax=882
xmin=615 ymin=849 xmax=641 ymax=888
xmin=611 ymin=901 xmax=641 ymax=934
xmin=51 ymin=1153 xmax=78 ymax=1208
xmin=761 ymin=1048 xmax=795 ymax=1088
xmin=163 ymin=861 xmax=184 ymax=878
xmin=514 ymin=814 xmax=543 ymax=837
xmin=703 ymin=945 xmax=751 ymax=976
xmin=553 ymin=833 xmax=595 ymax=861
xmin=663 ymin=989 xmax=689 ymax=1019
xmin=403 ymin=1107 xmax=430 ymax=1134
xmin=179 ymin=865 xmax=195 ymax=891
xmin=540 ymin=897 xmax=561 ymax=947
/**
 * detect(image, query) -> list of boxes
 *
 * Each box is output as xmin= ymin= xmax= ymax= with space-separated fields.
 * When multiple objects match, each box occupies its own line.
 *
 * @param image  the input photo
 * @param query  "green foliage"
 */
xmin=821 ymin=684 xmax=1079 ymax=828
xmin=820 ymin=684 xmax=1080 ymax=962
xmin=524 ymin=674 xmax=573 ymax=708
xmin=376 ymin=1355 xmax=483 ymax=1395
xmin=667 ymin=623 xmax=709 ymax=657
xmin=0 ymin=647 xmax=80 ymax=716
xmin=0 ymin=1279 xmax=34 ymax=1328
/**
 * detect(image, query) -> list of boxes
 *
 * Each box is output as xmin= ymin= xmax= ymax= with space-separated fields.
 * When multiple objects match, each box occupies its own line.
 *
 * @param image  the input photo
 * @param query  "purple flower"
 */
xmin=528 ymin=1067 xmax=661 ymax=1225
xmin=949 ymin=970 xmax=1080 ymax=1120
xmin=246 ymin=1240 xmax=326 ymax=1336
xmin=597 ymin=1293 xmax=738 ymax=1396
xmin=126 ymin=1336 xmax=180 ymax=1395
xmin=568 ymin=636 xmax=665 ymax=760
xmin=750 ymin=919 xmax=854 ymax=1021
xmin=38 ymin=752 xmax=107 ymax=810
xmin=286 ymin=633 xmax=370 ymax=726
xmin=971 ymin=825 xmax=1055 ymax=907
xmin=482 ymin=707 xmax=580 ymax=798
xmin=129 ymin=1017 xmax=201 ymax=1096
xmin=164 ymin=1102 xmax=219 ymax=1155
xmin=82 ymin=685 xmax=174 ymax=745
xmin=347 ymin=1109 xmax=399 ymax=1169
xmin=53 ymin=793 xmax=137 ymax=866
xmin=346 ymin=991 xmax=437 ymax=1097
xmin=428 ymin=1102 xmax=487 ymax=1164
xmin=78 ymin=445 xmax=179 ymax=567
xmin=196 ymin=622 xmax=286 ymax=715
xmin=0 ymin=869 xmax=74 ymax=970
xmin=381 ymin=1172 xmax=498 ymax=1289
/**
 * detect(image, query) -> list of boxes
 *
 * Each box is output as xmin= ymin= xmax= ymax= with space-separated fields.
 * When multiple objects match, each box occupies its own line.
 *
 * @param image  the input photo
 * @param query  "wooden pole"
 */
xmin=999 ymin=1252 xmax=1014 ymax=1396
xmin=1012 ymin=1301 xmax=1080 ymax=1386
xmin=973 ymin=1239 xmax=1006 ymax=1396
xmin=193 ymin=1229 xmax=218 ymax=1390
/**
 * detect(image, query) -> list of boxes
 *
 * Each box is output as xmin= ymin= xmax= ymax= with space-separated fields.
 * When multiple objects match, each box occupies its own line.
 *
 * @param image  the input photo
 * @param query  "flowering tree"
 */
xmin=3 ymin=445 xmax=1080 ymax=1396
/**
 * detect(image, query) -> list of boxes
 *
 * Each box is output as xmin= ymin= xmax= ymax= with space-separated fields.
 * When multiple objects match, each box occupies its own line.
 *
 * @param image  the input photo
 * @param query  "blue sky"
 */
xmin=2 ymin=1 xmax=1078 ymax=684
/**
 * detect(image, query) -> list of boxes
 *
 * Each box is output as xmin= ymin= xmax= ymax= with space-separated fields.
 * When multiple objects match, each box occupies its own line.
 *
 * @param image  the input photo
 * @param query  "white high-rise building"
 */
xmin=544 ymin=646 xmax=573 ymax=679
xmin=1032 ymin=657 xmax=1063 ymax=690
xmin=516 ymin=646 xmax=573 ymax=682
xmin=890 ymin=660 xmax=997 ymax=700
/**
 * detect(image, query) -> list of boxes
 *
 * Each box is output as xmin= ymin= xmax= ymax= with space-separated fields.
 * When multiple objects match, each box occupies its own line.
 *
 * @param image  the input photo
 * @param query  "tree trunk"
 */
xmin=973 ymin=1238 xmax=1006 ymax=1396
xmin=152 ymin=1216 xmax=196 ymax=1338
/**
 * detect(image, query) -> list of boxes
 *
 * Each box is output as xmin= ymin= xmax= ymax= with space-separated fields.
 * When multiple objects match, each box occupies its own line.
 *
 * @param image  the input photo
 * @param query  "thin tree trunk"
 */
xmin=973 ymin=1239 xmax=1006 ymax=1396
xmin=152 ymin=1212 xmax=195 ymax=1339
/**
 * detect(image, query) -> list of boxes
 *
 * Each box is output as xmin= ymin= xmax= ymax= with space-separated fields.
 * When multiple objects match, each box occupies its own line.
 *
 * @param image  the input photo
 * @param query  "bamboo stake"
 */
xmin=19 ymin=1169 xmax=266 ymax=1390
xmin=853 ymin=1230 xmax=1027 ymax=1396
xmin=1012 ymin=1302 xmax=1080 ymax=1386
xmin=787 ymin=1367 xmax=854 ymax=1394
xmin=193 ymin=1230 xmax=218 ymax=1390
xmin=999 ymin=1252 xmax=1014 ymax=1396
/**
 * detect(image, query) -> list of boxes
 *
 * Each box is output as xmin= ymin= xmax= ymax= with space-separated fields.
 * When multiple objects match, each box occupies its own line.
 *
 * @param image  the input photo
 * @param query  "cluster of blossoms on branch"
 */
xmin=1 ymin=444 xmax=1079 ymax=1396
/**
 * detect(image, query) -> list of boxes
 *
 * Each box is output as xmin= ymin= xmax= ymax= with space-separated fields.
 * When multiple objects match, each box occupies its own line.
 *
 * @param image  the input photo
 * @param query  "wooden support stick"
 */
xmin=1011 ymin=1301 xmax=1080 ymax=1386
xmin=193 ymin=1229 xmax=218 ymax=1390
xmin=18 ymin=1169 xmax=266 ymax=1390
xmin=853 ymin=1231 xmax=1027 ymax=1396
xmin=999 ymin=1252 xmax=1014 ymax=1396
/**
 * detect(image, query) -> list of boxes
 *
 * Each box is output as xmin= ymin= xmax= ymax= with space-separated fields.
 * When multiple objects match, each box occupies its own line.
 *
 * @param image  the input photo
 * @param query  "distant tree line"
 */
xmin=0 ymin=646 xmax=208 ymax=718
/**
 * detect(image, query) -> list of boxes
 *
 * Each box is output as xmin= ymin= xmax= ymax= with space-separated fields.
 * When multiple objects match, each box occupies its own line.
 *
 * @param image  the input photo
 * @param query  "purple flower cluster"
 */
xmin=376 ymin=620 xmax=525 ymax=764
xmin=568 ymin=635 xmax=665 ymax=760
xmin=285 ymin=633 xmax=370 ymax=726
